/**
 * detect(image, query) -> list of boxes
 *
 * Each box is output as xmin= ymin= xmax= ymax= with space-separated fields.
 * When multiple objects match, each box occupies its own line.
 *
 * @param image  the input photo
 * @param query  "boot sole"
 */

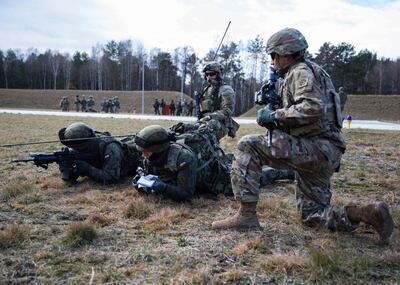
xmin=377 ymin=202 xmax=394 ymax=245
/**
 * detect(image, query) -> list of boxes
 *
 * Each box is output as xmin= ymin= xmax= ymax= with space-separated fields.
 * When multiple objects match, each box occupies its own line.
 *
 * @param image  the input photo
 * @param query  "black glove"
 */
xmin=73 ymin=160 xmax=92 ymax=175
xmin=149 ymin=176 xmax=167 ymax=194
xmin=132 ymin=174 xmax=141 ymax=188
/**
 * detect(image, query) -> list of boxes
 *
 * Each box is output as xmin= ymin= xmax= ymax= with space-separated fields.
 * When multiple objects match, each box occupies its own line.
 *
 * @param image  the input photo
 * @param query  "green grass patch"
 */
xmin=61 ymin=222 xmax=98 ymax=248
xmin=0 ymin=182 xmax=36 ymax=202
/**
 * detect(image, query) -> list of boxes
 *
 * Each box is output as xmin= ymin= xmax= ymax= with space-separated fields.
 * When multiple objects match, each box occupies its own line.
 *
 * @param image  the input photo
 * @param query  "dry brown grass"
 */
xmin=230 ymin=238 xmax=263 ymax=256
xmin=143 ymin=206 xmax=191 ymax=232
xmin=124 ymin=197 xmax=154 ymax=220
xmin=85 ymin=212 xmax=115 ymax=226
xmin=0 ymin=224 xmax=29 ymax=249
xmin=257 ymin=254 xmax=310 ymax=274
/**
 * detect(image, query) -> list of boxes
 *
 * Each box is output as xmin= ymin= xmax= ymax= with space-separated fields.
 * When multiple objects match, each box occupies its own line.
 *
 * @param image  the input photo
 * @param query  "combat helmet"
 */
xmin=203 ymin=61 xmax=224 ymax=79
xmin=59 ymin=122 xmax=96 ymax=148
xmin=135 ymin=125 xmax=171 ymax=153
xmin=266 ymin=28 xmax=308 ymax=56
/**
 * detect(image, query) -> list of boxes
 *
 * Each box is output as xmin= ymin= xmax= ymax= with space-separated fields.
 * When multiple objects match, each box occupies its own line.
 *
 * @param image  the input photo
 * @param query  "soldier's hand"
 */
xmin=149 ymin=177 xmax=167 ymax=194
xmin=73 ymin=160 xmax=91 ymax=175
xmin=132 ymin=174 xmax=141 ymax=188
xmin=256 ymin=105 xmax=276 ymax=127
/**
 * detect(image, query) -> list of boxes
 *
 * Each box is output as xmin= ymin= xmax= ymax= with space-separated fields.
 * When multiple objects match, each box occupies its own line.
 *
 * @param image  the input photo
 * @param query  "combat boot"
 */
xmin=346 ymin=202 xmax=394 ymax=245
xmin=211 ymin=202 xmax=261 ymax=230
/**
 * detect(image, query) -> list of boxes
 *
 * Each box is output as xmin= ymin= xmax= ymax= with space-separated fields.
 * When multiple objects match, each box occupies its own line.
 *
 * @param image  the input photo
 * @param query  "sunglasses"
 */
xmin=205 ymin=72 xmax=217 ymax=77
xmin=270 ymin=53 xmax=278 ymax=60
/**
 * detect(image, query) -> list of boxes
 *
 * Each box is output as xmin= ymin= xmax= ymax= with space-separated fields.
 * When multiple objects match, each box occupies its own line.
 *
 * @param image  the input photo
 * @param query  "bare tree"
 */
xmin=49 ymin=51 xmax=63 ymax=90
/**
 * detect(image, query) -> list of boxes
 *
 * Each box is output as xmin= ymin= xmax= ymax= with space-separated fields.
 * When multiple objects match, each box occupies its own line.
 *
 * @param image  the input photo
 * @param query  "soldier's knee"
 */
xmin=237 ymin=135 xmax=256 ymax=152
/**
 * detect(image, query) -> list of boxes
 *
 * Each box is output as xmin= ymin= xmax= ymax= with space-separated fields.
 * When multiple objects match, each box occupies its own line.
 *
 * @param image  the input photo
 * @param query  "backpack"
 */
xmin=175 ymin=130 xmax=233 ymax=195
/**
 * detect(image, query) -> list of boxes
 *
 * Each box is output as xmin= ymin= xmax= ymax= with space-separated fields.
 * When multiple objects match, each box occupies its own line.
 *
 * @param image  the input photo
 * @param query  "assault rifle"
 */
xmin=254 ymin=65 xmax=281 ymax=147
xmin=11 ymin=147 xmax=97 ymax=181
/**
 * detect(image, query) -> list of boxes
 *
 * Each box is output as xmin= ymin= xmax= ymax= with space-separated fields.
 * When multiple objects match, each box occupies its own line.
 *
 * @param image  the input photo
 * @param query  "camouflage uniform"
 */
xmin=80 ymin=95 xmax=87 ymax=112
xmin=153 ymin=99 xmax=160 ymax=115
xmin=338 ymin=87 xmax=347 ymax=113
xmin=188 ymin=101 xmax=194 ymax=116
xmin=87 ymin=96 xmax=96 ymax=112
xmin=213 ymin=28 xmax=394 ymax=244
xmin=74 ymin=95 xmax=80 ymax=112
xmin=170 ymin=100 xmax=176 ymax=115
xmin=113 ymin=97 xmax=120 ymax=113
xmin=59 ymin=123 xmax=142 ymax=184
xmin=176 ymin=101 xmax=182 ymax=116
xmin=232 ymin=62 xmax=356 ymax=231
xmin=200 ymin=62 xmax=239 ymax=139
xmin=160 ymin=99 xmax=166 ymax=115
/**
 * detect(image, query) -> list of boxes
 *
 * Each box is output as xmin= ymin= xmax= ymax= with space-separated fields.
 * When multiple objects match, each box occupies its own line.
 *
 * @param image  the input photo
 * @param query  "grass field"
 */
xmin=0 ymin=89 xmax=192 ymax=114
xmin=1 ymin=89 xmax=400 ymax=122
xmin=0 ymin=114 xmax=399 ymax=284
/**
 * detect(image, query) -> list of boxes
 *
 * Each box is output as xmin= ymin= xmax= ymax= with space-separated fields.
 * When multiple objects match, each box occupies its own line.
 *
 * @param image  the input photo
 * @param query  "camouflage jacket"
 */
xmin=144 ymin=143 xmax=197 ymax=201
xmin=200 ymin=83 xmax=239 ymax=137
xmin=275 ymin=60 xmax=346 ymax=151
xmin=200 ymin=83 xmax=235 ymax=121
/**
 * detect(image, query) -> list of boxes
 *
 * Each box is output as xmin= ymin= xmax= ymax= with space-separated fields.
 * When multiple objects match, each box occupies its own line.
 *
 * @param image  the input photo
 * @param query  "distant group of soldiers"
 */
xmin=59 ymin=95 xmax=121 ymax=113
xmin=70 ymin=95 xmax=96 ymax=112
xmin=153 ymin=98 xmax=194 ymax=116
xmin=100 ymin=97 xmax=121 ymax=113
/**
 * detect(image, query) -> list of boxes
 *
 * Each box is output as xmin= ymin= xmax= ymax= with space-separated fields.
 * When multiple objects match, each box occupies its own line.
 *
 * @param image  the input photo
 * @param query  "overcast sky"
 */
xmin=1 ymin=0 xmax=399 ymax=59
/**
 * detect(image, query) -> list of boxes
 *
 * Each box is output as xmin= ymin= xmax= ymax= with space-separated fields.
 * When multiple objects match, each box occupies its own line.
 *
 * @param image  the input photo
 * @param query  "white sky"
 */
xmin=1 ymin=0 xmax=399 ymax=59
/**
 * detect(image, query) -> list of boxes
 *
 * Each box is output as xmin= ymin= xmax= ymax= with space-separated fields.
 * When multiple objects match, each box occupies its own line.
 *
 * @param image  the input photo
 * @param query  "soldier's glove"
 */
xmin=149 ymin=177 xmax=167 ymax=194
xmin=132 ymin=174 xmax=141 ymax=188
xmin=256 ymin=105 xmax=276 ymax=128
xmin=73 ymin=160 xmax=92 ymax=175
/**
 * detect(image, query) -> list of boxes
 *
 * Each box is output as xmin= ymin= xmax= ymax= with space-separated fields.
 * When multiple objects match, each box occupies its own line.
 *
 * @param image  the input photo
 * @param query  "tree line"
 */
xmin=0 ymin=37 xmax=399 ymax=115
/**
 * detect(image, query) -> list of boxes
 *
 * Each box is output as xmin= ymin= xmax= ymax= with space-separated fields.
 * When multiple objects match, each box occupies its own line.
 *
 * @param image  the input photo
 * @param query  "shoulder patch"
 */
xmin=298 ymin=77 xmax=308 ymax=88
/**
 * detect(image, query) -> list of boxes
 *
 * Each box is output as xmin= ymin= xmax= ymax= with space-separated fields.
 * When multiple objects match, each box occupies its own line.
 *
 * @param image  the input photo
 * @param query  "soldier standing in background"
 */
xmin=59 ymin=97 xmax=67 ymax=112
xmin=197 ymin=61 xmax=239 ymax=139
xmin=182 ymin=99 xmax=188 ymax=116
xmin=211 ymin=28 xmax=394 ymax=246
xmin=87 ymin=96 xmax=96 ymax=112
xmin=160 ymin=98 xmax=166 ymax=115
xmin=176 ymin=100 xmax=182 ymax=116
xmin=80 ymin=95 xmax=87 ymax=112
xmin=169 ymin=100 xmax=176 ymax=116
xmin=153 ymin=99 xmax=160 ymax=115
xmin=113 ymin=96 xmax=121 ymax=113
xmin=338 ymin=87 xmax=347 ymax=114
xmin=188 ymin=100 xmax=194 ymax=116
xmin=64 ymin=97 xmax=70 ymax=111
xmin=74 ymin=95 xmax=81 ymax=112
xmin=101 ymin=98 xmax=107 ymax=112
xmin=108 ymin=98 xmax=114 ymax=113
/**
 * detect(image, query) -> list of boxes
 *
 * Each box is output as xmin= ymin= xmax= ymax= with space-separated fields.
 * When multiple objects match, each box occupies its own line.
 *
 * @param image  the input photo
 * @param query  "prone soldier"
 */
xmin=132 ymin=124 xmax=295 ymax=201
xmin=58 ymin=122 xmax=142 ymax=184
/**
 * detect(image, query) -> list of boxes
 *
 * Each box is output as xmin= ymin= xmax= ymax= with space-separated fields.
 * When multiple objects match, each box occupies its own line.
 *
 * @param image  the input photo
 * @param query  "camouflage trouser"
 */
xmin=231 ymin=130 xmax=356 ymax=232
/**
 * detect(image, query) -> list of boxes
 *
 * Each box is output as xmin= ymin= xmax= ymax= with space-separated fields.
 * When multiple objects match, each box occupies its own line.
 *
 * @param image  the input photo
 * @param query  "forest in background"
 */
xmin=1 ymin=36 xmax=399 ymax=115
